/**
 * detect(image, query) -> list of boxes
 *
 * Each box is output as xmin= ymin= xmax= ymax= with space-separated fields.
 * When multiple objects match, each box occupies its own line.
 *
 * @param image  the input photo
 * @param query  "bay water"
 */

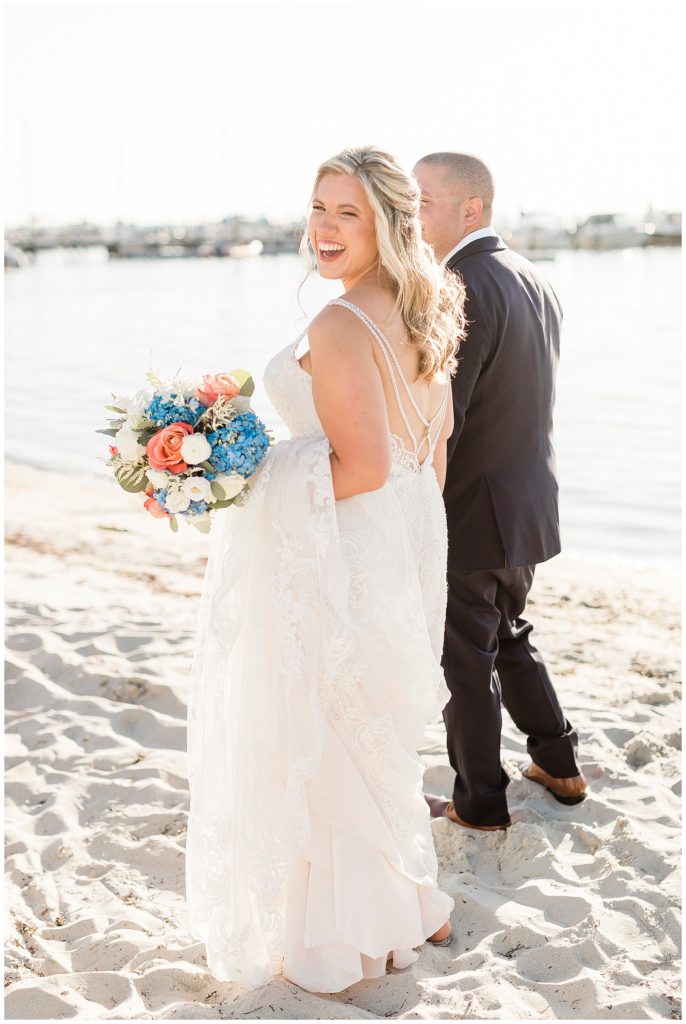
xmin=4 ymin=246 xmax=680 ymax=568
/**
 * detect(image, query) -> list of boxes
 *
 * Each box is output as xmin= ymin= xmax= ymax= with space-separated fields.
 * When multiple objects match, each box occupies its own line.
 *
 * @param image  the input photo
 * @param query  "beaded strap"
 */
xmin=328 ymin=297 xmax=449 ymax=464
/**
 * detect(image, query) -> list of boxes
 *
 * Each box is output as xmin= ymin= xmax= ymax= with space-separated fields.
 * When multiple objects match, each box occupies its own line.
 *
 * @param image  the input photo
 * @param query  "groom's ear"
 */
xmin=463 ymin=196 xmax=484 ymax=226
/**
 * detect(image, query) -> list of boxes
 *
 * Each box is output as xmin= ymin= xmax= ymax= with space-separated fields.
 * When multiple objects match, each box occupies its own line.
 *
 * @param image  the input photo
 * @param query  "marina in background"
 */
xmin=5 ymin=207 xmax=681 ymax=268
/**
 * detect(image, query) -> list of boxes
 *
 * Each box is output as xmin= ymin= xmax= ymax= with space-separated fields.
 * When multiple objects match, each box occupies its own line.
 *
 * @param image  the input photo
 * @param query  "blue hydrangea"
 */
xmin=145 ymin=393 xmax=206 ymax=427
xmin=152 ymin=486 xmax=169 ymax=508
xmin=152 ymin=487 xmax=208 ymax=517
xmin=206 ymin=412 xmax=270 ymax=477
xmin=187 ymin=499 xmax=209 ymax=515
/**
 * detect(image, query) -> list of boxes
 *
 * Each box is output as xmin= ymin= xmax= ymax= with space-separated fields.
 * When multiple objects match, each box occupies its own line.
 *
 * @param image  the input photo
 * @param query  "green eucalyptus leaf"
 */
xmin=210 ymin=481 xmax=227 ymax=500
xmin=137 ymin=427 xmax=158 ymax=445
xmin=226 ymin=369 xmax=255 ymax=398
xmin=209 ymin=497 xmax=235 ymax=509
xmin=192 ymin=518 xmax=211 ymax=534
xmin=228 ymin=368 xmax=250 ymax=386
xmin=97 ymin=427 xmax=119 ymax=437
xmin=169 ymin=516 xmax=179 ymax=532
xmin=115 ymin=466 xmax=148 ymax=493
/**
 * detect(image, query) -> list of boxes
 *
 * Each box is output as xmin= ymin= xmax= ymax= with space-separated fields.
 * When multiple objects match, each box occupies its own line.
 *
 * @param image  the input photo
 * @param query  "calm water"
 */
xmin=4 ymin=246 xmax=681 ymax=567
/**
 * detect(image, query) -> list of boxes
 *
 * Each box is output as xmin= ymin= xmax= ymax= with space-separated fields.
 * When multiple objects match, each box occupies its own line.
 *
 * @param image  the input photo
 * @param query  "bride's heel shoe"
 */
xmin=427 ymin=921 xmax=452 ymax=946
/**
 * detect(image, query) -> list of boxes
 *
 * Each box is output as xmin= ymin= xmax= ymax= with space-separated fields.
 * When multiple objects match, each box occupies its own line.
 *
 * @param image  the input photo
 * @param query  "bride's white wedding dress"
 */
xmin=185 ymin=297 xmax=455 ymax=993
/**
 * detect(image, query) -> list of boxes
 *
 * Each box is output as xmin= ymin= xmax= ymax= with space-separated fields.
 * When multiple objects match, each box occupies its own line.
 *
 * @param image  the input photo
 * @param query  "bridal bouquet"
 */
xmin=98 ymin=368 xmax=272 ymax=533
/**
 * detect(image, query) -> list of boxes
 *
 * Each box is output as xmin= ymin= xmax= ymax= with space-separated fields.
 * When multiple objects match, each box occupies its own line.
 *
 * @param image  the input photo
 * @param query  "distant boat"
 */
xmin=502 ymin=214 xmax=571 ymax=254
xmin=644 ymin=211 xmax=681 ymax=246
xmin=4 ymin=244 xmax=30 ymax=269
xmin=572 ymin=214 xmax=648 ymax=250
xmin=226 ymin=239 xmax=263 ymax=259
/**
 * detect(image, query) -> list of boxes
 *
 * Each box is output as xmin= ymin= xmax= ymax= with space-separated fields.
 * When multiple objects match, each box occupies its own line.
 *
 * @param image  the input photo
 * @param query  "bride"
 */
xmin=185 ymin=145 xmax=467 ymax=993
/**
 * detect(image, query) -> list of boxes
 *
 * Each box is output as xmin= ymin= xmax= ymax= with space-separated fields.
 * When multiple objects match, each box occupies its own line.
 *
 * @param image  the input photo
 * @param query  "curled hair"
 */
xmin=299 ymin=145 xmax=466 ymax=381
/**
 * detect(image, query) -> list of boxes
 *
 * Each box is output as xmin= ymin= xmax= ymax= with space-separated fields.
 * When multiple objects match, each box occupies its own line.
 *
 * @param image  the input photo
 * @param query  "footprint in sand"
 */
xmin=6 ymin=632 xmax=44 ymax=652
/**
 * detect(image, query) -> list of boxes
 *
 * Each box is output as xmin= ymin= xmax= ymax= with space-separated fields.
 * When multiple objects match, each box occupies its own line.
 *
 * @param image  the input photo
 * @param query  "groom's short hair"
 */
xmin=416 ymin=152 xmax=495 ymax=218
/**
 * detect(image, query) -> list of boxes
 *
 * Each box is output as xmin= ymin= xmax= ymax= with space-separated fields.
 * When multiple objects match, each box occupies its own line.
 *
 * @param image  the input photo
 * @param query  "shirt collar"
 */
xmin=440 ymin=225 xmax=498 ymax=268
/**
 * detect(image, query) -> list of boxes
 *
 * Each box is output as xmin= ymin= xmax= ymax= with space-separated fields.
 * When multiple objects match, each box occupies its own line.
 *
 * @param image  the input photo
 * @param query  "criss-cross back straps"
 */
xmin=328 ymin=297 xmax=449 ymax=462
xmin=423 ymin=384 xmax=450 ymax=465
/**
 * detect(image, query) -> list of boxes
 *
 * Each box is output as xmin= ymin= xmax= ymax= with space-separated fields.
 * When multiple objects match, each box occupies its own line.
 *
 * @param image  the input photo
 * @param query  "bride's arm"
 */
xmin=308 ymin=305 xmax=392 ymax=500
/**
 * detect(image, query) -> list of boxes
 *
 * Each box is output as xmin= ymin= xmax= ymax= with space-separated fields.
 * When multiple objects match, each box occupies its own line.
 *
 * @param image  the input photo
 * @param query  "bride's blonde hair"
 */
xmin=299 ymin=145 xmax=467 ymax=381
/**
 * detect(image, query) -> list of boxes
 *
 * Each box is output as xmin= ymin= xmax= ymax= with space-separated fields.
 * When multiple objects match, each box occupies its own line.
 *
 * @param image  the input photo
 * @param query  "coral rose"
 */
xmin=146 ymin=421 xmax=194 ymax=472
xmin=197 ymin=373 xmax=241 ymax=407
xmin=144 ymin=496 xmax=171 ymax=519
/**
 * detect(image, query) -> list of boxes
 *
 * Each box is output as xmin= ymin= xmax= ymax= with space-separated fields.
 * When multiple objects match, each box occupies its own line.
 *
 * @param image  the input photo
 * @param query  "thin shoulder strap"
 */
xmin=328 ymin=297 xmax=420 ymax=450
xmin=328 ymin=298 xmax=436 ymax=427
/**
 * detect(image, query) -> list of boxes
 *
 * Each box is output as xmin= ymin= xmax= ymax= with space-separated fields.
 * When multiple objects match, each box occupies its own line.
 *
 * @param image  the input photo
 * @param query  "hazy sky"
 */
xmin=4 ymin=0 xmax=683 ymax=227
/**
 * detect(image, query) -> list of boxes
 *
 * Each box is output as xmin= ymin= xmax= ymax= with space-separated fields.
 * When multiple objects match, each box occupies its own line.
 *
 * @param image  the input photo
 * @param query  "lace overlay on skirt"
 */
xmin=185 ymin=337 xmax=454 ymax=992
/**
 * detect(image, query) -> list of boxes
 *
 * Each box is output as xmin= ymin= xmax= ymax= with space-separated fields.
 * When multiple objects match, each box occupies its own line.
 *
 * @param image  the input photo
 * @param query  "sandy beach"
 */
xmin=4 ymin=459 xmax=681 ymax=1020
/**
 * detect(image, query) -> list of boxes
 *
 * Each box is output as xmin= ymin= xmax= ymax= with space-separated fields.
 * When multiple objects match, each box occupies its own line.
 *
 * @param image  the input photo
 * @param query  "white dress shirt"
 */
xmin=440 ymin=225 xmax=499 ymax=268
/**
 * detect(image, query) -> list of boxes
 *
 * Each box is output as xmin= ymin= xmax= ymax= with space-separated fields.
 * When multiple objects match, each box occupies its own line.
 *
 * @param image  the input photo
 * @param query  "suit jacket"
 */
xmin=443 ymin=234 xmax=562 ymax=570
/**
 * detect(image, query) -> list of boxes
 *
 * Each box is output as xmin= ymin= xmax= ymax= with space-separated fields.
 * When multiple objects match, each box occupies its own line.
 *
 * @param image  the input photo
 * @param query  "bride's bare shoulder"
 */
xmin=308 ymin=301 xmax=372 ymax=356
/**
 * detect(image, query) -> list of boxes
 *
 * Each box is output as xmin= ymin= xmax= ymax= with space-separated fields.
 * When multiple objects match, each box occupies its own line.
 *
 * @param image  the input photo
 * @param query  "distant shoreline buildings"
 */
xmin=4 ymin=209 xmax=681 ymax=268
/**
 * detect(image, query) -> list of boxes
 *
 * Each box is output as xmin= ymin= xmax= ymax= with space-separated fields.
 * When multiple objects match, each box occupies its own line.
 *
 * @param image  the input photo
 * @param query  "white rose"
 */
xmin=213 ymin=473 xmax=246 ymax=499
xmin=180 ymin=432 xmax=212 ymax=465
xmin=146 ymin=468 xmax=170 ymax=488
xmin=182 ymin=476 xmax=212 ymax=502
xmin=129 ymin=388 xmax=154 ymax=415
xmin=229 ymin=396 xmax=251 ymax=414
xmin=115 ymin=425 xmax=146 ymax=462
xmin=130 ymin=414 xmax=151 ymax=431
xmin=164 ymin=488 xmax=192 ymax=513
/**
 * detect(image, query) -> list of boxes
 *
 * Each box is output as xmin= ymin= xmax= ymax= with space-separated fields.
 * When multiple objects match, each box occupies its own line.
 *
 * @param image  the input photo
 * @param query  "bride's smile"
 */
xmin=309 ymin=172 xmax=380 ymax=290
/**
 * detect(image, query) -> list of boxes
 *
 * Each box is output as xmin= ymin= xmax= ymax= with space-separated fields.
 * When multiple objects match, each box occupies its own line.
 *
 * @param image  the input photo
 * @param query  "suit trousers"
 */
xmin=441 ymin=565 xmax=581 ymax=826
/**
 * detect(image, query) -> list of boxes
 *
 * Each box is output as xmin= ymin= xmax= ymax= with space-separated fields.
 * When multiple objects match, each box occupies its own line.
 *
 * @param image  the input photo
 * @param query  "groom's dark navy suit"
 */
xmin=442 ymin=232 xmax=581 ymax=826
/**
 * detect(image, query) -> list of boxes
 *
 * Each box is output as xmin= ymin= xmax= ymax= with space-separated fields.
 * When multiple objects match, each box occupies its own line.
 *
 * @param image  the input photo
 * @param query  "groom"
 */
xmin=414 ymin=152 xmax=587 ymax=830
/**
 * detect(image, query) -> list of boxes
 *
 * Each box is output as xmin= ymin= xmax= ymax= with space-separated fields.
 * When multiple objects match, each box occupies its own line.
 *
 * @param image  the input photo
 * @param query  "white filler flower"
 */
xmin=146 ymin=468 xmax=171 ymax=488
xmin=229 ymin=396 xmax=252 ymax=414
xmin=213 ymin=473 xmax=246 ymax=499
xmin=181 ymin=432 xmax=212 ymax=465
xmin=165 ymin=488 xmax=192 ymax=513
xmin=182 ymin=476 xmax=212 ymax=502
xmin=115 ymin=424 xmax=146 ymax=462
xmin=114 ymin=389 xmax=154 ymax=417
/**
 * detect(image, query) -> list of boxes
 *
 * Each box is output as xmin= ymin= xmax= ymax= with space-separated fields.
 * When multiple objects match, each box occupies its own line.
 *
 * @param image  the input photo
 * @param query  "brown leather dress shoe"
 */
xmin=445 ymin=801 xmax=511 ymax=831
xmin=522 ymin=762 xmax=588 ymax=805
